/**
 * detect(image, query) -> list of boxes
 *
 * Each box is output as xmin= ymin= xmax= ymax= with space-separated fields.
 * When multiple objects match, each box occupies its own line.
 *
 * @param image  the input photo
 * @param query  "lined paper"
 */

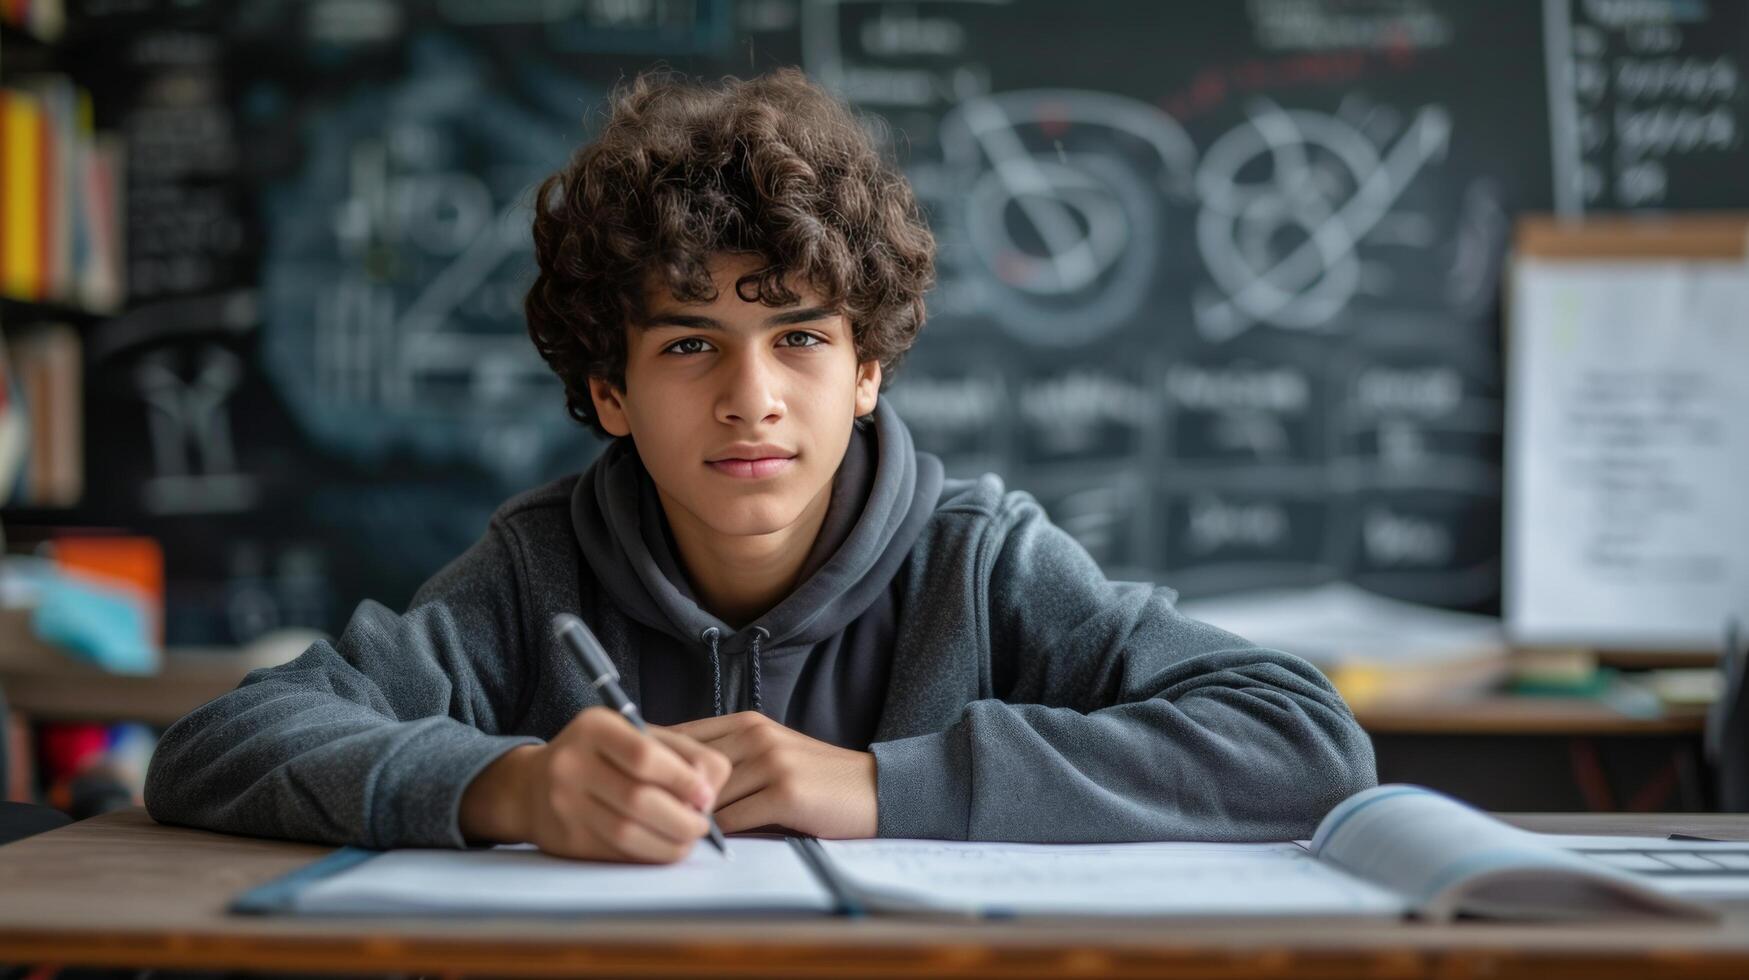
xmin=815 ymin=838 xmax=1406 ymax=917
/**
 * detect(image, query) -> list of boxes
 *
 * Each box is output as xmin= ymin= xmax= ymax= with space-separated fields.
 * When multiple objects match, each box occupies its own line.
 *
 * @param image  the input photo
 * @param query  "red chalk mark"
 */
xmin=1192 ymin=70 xmax=1228 ymax=107
xmin=1160 ymin=69 xmax=1230 ymax=122
xmin=1036 ymin=101 xmax=1072 ymax=139
xmin=1159 ymin=52 xmax=1383 ymax=124
xmin=1383 ymin=26 xmax=1417 ymax=68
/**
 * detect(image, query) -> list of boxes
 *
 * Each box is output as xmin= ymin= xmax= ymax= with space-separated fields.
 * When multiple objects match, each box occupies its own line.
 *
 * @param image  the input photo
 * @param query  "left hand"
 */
xmin=660 ymin=712 xmax=878 ymax=838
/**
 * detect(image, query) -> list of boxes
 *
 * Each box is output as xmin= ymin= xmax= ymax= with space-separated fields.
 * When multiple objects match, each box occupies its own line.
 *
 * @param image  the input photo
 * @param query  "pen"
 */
xmin=552 ymin=613 xmax=730 ymax=858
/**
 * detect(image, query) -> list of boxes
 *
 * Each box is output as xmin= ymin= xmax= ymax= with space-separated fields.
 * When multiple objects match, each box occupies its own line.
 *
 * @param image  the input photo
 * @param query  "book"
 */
xmin=0 ymin=76 xmax=124 ymax=310
xmin=233 ymin=784 xmax=1714 ymax=922
xmin=0 ymin=0 xmax=67 ymax=42
xmin=75 ymin=133 xmax=124 ymax=312
xmin=2 ymin=86 xmax=44 ymax=301
xmin=6 ymin=323 xmax=82 ymax=506
xmin=0 ymin=329 xmax=26 ymax=501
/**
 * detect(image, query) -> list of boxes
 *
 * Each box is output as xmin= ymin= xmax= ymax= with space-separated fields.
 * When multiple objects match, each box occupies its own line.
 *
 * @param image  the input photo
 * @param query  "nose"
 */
xmin=714 ymin=346 xmax=785 ymax=426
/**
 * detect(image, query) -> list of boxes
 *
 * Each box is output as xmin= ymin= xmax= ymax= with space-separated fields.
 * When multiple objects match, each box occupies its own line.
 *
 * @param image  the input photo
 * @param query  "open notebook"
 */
xmin=233 ymin=785 xmax=1716 ymax=921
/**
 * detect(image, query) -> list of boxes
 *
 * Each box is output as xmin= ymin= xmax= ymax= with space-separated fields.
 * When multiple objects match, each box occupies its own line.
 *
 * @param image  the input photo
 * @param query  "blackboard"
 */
xmin=48 ymin=0 xmax=1749 ymax=644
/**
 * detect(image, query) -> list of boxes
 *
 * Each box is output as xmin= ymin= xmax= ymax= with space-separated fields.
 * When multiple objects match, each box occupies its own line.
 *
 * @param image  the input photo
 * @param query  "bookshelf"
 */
xmin=1 ymin=296 xmax=109 ymax=326
xmin=3 ymin=2 xmax=152 ymax=813
xmin=3 ymin=0 xmax=119 ymax=514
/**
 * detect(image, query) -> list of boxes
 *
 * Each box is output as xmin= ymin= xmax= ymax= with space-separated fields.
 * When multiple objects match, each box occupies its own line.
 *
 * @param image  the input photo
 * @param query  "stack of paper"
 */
xmin=1179 ymin=583 xmax=1509 ymax=706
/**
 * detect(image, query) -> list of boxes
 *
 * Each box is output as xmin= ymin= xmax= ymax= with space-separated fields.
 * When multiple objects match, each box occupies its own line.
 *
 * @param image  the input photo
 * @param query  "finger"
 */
xmin=543 ymin=816 xmax=624 ymax=863
xmin=649 ymin=728 xmax=731 ymax=797
xmin=697 ymin=725 xmax=776 ymax=768
xmin=714 ymin=752 xmax=779 ymax=811
xmin=664 ymin=711 xmax=761 ymax=743
xmin=584 ymin=756 xmax=712 ymax=846
xmin=534 ymin=783 xmax=650 ymax=863
xmin=592 ymin=714 xmax=715 ymax=810
xmin=585 ymin=802 xmax=697 ymax=864
xmin=712 ymin=785 xmax=790 ymax=836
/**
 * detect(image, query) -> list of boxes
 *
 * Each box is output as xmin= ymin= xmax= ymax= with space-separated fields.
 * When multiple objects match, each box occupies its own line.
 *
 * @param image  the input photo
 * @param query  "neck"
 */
xmin=657 ymin=478 xmax=834 ymax=630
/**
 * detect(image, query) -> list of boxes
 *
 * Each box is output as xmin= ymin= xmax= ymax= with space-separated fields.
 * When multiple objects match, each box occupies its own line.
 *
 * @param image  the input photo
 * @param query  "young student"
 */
xmin=144 ymin=67 xmax=1375 ymax=864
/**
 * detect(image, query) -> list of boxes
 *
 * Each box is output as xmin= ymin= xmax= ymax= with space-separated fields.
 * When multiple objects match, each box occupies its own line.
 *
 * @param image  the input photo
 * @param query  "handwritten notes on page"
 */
xmin=814 ymin=839 xmax=1406 ymax=917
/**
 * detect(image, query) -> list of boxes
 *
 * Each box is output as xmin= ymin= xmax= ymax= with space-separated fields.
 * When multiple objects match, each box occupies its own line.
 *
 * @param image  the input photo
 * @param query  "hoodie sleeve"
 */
xmin=143 ymin=521 xmax=544 ymax=849
xmin=871 ymin=492 xmax=1377 ymax=842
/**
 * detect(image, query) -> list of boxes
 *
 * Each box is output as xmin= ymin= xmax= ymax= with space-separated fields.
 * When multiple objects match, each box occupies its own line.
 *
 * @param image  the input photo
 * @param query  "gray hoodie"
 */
xmin=144 ymin=400 xmax=1376 ymax=849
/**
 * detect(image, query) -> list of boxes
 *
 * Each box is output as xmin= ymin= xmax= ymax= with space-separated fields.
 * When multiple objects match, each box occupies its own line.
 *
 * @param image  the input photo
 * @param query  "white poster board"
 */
xmin=1506 ymin=257 xmax=1749 ymax=651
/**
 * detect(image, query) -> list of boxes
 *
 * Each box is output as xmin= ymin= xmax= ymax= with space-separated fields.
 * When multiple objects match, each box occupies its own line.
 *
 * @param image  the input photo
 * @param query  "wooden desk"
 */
xmin=1354 ymin=696 xmax=1707 ymax=736
xmin=1 ymin=810 xmax=1747 ymax=978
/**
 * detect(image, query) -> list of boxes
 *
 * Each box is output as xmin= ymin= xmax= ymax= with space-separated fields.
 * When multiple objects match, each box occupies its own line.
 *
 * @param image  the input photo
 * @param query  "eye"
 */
xmin=662 ymin=337 xmax=714 ymax=355
xmin=782 ymin=331 xmax=823 ymax=348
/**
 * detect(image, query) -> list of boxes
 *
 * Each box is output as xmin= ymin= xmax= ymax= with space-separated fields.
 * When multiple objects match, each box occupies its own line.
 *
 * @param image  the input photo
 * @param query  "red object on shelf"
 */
xmin=37 ymin=721 xmax=106 ymax=783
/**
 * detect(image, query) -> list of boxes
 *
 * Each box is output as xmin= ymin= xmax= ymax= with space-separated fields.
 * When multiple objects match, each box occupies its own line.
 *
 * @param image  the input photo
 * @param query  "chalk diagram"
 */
xmin=135 ymin=346 xmax=259 ymax=515
xmin=435 ymin=0 xmax=731 ymax=53
xmin=927 ymin=89 xmax=1197 ymax=346
xmin=1193 ymin=99 xmax=1452 ymax=341
xmin=258 ymin=35 xmax=590 ymax=483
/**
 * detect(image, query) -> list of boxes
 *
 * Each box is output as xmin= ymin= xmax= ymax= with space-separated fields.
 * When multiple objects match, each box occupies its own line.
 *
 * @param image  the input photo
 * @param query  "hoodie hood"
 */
xmin=572 ymin=399 xmax=945 ymax=716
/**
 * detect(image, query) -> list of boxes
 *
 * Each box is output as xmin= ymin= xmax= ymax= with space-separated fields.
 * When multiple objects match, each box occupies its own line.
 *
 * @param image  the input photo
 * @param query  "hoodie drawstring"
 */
xmin=699 ymin=625 xmax=769 ymax=717
xmin=702 ymin=627 xmax=724 ymax=717
xmin=749 ymin=627 xmax=768 ymax=715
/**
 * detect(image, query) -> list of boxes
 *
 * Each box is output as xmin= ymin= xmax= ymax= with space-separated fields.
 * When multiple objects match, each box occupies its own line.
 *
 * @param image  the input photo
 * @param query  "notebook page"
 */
xmin=813 ymin=839 xmax=1406 ymax=917
xmin=1309 ymin=785 xmax=1712 ymax=919
xmin=1541 ymin=835 xmax=1749 ymax=898
xmin=1310 ymin=785 xmax=1564 ymax=905
xmin=293 ymin=836 xmax=834 ymax=915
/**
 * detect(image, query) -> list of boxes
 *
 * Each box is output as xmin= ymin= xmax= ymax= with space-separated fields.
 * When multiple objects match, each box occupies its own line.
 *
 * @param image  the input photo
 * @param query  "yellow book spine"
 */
xmin=3 ymin=90 xmax=44 ymax=300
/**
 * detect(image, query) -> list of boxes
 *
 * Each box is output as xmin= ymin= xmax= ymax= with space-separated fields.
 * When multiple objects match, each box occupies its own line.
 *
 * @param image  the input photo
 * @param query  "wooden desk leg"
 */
xmin=1624 ymin=752 xmax=1680 ymax=811
xmin=1569 ymin=737 xmax=1617 ymax=810
xmin=1570 ymin=737 xmax=1702 ymax=812
xmin=1676 ymin=742 xmax=1710 ymax=811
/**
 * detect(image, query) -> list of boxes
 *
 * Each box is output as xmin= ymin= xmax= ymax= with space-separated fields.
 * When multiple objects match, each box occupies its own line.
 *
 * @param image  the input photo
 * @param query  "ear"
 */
xmin=588 ymin=376 xmax=633 ymax=438
xmin=853 ymin=358 xmax=882 ymax=418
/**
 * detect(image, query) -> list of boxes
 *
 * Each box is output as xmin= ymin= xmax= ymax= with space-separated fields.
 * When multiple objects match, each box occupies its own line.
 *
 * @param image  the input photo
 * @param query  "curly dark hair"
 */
xmin=525 ymin=66 xmax=937 ymax=437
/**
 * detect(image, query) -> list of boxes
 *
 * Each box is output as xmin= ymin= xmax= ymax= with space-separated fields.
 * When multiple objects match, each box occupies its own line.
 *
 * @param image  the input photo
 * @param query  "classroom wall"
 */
xmin=28 ymin=0 xmax=1749 ymax=645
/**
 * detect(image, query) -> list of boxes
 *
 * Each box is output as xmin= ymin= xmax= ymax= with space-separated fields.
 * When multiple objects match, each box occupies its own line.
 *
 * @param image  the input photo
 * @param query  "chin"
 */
xmin=699 ymin=494 xmax=808 ymax=537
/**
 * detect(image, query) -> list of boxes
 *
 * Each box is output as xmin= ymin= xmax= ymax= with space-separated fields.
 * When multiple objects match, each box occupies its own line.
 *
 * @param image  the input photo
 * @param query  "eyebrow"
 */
xmin=639 ymin=306 xmax=839 ymax=330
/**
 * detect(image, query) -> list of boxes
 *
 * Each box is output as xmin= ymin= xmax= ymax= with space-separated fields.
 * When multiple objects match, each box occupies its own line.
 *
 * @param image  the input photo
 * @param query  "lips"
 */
xmin=705 ymin=442 xmax=796 ymax=480
xmin=707 ymin=457 xmax=794 ymax=479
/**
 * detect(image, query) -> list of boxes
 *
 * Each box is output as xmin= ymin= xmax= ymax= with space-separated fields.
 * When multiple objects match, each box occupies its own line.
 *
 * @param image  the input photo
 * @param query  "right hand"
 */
xmin=462 ymin=706 xmax=730 ymax=863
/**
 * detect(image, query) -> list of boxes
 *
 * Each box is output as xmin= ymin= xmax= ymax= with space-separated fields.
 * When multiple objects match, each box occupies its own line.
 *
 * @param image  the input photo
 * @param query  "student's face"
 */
xmin=588 ymin=253 xmax=881 ymax=539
